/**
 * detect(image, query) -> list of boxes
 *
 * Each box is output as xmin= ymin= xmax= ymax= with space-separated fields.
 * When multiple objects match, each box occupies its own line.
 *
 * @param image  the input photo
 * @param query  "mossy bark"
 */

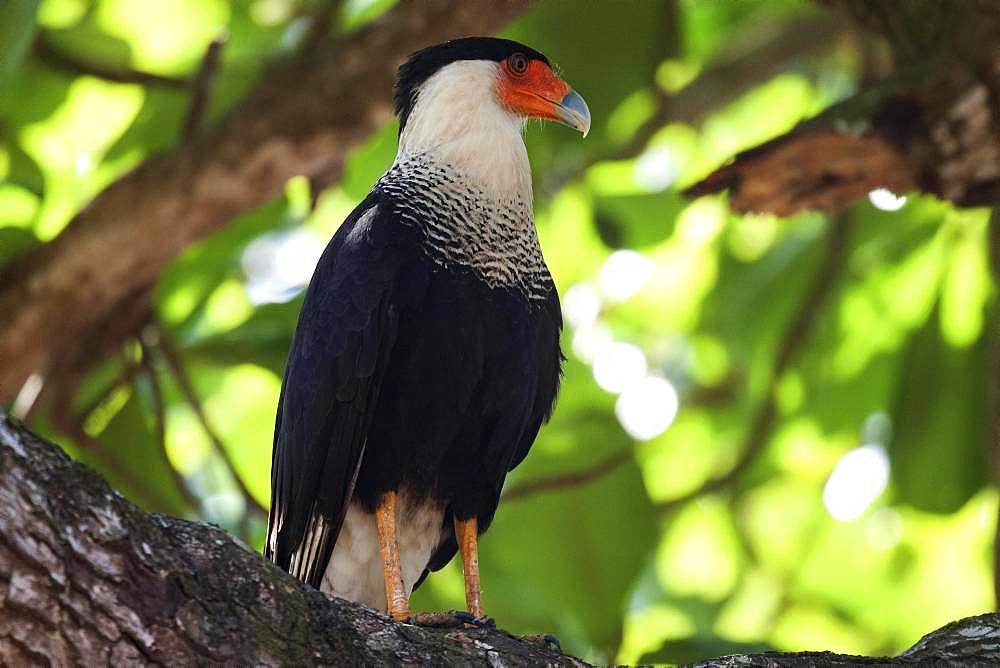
xmin=3 ymin=412 xmax=1000 ymax=665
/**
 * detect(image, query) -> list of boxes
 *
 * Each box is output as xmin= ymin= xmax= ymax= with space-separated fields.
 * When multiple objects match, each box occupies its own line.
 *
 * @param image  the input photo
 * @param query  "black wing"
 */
xmin=264 ymin=194 xmax=426 ymax=587
xmin=416 ymin=283 xmax=563 ymax=586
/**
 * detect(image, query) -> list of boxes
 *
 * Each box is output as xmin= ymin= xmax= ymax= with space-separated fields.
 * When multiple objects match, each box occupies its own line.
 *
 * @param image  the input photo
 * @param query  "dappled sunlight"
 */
xmin=5 ymin=0 xmax=997 ymax=663
xmin=868 ymin=188 xmax=908 ymax=212
xmin=714 ymin=568 xmax=784 ymax=643
xmin=618 ymin=602 xmax=697 ymax=665
xmin=599 ymin=249 xmax=655 ymax=302
xmin=657 ymin=498 xmax=744 ymax=602
xmin=615 ymin=375 xmax=679 ymax=441
xmin=835 ymin=227 xmax=947 ymax=377
xmin=638 ymin=412 xmax=724 ymax=501
xmin=242 ymin=227 xmax=324 ymax=305
xmin=592 ymin=341 xmax=647 ymax=394
xmin=771 ymin=603 xmax=875 ymax=654
xmin=18 ymin=76 xmax=145 ymax=238
xmin=201 ymin=364 xmax=280 ymax=507
xmin=633 ymin=145 xmax=680 ymax=192
xmin=570 ymin=321 xmax=612 ymax=365
xmin=822 ymin=443 xmax=890 ymax=522
xmin=940 ymin=211 xmax=993 ymax=348
xmin=562 ymin=282 xmax=601 ymax=328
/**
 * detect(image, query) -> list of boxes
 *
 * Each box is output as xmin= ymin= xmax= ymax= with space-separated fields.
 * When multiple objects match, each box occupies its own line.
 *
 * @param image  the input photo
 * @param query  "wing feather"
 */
xmin=265 ymin=197 xmax=422 ymax=587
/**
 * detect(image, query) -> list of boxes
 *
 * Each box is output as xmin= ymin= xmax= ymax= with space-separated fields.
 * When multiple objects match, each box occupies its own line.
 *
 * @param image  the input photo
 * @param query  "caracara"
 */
xmin=265 ymin=37 xmax=590 ymax=623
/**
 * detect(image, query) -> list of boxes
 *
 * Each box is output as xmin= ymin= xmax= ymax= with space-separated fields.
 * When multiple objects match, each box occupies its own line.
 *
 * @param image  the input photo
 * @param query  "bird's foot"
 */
xmin=409 ymin=610 xmax=496 ymax=629
xmin=519 ymin=633 xmax=561 ymax=651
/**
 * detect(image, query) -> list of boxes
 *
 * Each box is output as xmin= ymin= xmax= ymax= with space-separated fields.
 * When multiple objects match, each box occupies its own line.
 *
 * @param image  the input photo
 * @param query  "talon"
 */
xmin=453 ymin=611 xmax=495 ymax=629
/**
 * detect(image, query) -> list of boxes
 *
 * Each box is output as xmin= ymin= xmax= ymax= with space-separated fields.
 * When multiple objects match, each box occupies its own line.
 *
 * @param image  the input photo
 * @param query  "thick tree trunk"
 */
xmin=0 ymin=411 xmax=581 ymax=666
xmin=2 ymin=411 xmax=999 ymax=665
xmin=0 ymin=0 xmax=533 ymax=405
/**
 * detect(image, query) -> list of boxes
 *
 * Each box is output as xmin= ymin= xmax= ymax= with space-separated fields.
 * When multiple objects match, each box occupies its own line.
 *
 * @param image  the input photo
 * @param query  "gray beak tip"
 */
xmin=557 ymin=90 xmax=591 ymax=138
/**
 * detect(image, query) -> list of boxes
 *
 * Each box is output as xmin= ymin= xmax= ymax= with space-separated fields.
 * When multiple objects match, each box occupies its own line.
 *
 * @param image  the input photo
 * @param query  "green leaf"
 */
xmin=155 ymin=191 xmax=293 ymax=333
xmin=184 ymin=298 xmax=300 ymax=377
xmin=79 ymin=386 xmax=191 ymax=516
xmin=0 ymin=0 xmax=39 ymax=85
xmin=0 ymin=224 xmax=40 ymax=269
xmin=888 ymin=305 xmax=989 ymax=513
xmin=505 ymin=0 xmax=667 ymax=178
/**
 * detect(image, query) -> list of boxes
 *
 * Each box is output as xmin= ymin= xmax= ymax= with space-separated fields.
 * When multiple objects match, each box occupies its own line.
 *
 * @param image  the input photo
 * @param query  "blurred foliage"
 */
xmin=1 ymin=0 xmax=997 ymax=664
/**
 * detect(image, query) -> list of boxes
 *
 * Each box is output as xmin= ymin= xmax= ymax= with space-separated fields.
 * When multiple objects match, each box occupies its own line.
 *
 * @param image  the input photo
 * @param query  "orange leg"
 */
xmin=454 ymin=516 xmax=484 ymax=619
xmin=375 ymin=491 xmax=411 ymax=621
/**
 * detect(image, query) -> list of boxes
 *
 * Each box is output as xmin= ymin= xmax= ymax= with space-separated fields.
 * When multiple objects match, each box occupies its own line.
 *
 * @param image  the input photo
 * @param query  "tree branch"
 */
xmin=181 ymin=36 xmax=226 ymax=141
xmin=2 ymin=411 xmax=999 ymax=664
xmin=152 ymin=324 xmax=268 ymax=518
xmin=0 ymin=410 xmax=584 ymax=665
xmin=139 ymin=342 xmax=199 ymax=513
xmin=0 ymin=0 xmax=535 ymax=405
xmin=687 ymin=0 xmax=1000 ymax=216
xmin=544 ymin=11 xmax=846 ymax=196
xmin=32 ymin=32 xmax=189 ymax=88
xmin=500 ymin=374 xmax=740 ymax=503
xmin=501 ymin=447 xmax=634 ymax=502
xmin=302 ymin=0 xmax=341 ymax=53
xmin=691 ymin=613 xmax=1000 ymax=666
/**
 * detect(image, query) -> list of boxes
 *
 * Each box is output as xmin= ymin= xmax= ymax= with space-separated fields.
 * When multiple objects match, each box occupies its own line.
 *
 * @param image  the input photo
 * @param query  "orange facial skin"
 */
xmin=496 ymin=58 xmax=573 ymax=122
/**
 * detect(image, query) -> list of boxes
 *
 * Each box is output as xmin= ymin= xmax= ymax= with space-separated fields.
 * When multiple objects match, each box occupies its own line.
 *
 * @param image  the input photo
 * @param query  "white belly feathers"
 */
xmin=320 ymin=494 xmax=444 ymax=611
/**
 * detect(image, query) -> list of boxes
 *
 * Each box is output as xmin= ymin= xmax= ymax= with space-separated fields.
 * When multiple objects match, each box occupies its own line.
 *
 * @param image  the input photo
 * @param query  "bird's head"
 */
xmin=395 ymin=37 xmax=590 ymax=138
xmin=393 ymin=37 xmax=590 ymax=196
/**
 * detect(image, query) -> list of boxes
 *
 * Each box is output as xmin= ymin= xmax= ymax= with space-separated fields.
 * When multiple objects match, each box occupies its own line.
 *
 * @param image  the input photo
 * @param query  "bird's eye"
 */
xmin=508 ymin=53 xmax=529 ymax=75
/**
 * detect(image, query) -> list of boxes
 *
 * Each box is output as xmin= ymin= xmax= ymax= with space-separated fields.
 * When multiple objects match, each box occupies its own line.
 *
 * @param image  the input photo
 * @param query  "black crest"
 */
xmin=393 ymin=37 xmax=549 ymax=133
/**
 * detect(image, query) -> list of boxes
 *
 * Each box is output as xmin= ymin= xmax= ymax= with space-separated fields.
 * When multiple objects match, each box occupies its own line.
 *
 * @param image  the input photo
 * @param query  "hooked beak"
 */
xmin=554 ymin=89 xmax=591 ymax=137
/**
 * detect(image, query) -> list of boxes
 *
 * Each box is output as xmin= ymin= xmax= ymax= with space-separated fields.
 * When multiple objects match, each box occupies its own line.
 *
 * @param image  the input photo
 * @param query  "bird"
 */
xmin=264 ymin=36 xmax=590 ymax=624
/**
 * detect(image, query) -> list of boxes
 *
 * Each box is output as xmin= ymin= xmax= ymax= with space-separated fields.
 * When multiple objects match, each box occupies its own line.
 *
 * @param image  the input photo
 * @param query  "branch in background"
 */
xmin=688 ymin=1 xmax=1000 ymax=215
xmin=657 ymin=214 xmax=853 ymax=513
xmin=152 ymin=323 xmax=268 ymax=517
xmin=0 ymin=0 xmax=535 ymax=405
xmin=501 ymin=373 xmax=741 ymax=503
xmin=32 ymin=32 xmax=189 ymax=88
xmin=140 ymin=341 xmax=200 ymax=512
xmin=182 ymin=36 xmax=226 ymax=141
xmin=543 ymin=12 xmax=847 ymax=195
xmin=52 ymin=409 xmax=181 ymax=512
xmin=302 ymin=0 xmax=341 ymax=52
xmin=502 ymin=447 xmax=633 ymax=502
xmin=72 ymin=358 xmax=144 ymax=426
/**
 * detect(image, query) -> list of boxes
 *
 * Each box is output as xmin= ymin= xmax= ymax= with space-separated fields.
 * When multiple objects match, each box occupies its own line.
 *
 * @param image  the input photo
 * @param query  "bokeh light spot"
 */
xmin=599 ymin=250 xmax=655 ymax=302
xmin=615 ymin=376 xmax=679 ymax=440
xmin=563 ymin=282 xmax=602 ymax=328
xmin=868 ymin=188 xmax=907 ymax=211
xmin=593 ymin=342 xmax=647 ymax=394
xmin=823 ymin=444 xmax=890 ymax=521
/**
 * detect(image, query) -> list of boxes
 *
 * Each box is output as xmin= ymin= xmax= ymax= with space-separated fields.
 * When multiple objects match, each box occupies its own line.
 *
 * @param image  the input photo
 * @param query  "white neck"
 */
xmin=395 ymin=60 xmax=532 ymax=202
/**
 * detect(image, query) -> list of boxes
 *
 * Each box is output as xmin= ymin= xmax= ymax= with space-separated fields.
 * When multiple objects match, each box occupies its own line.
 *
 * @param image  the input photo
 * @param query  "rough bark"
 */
xmin=0 ymin=0 xmax=532 ymax=405
xmin=2 ymin=411 xmax=1000 ymax=665
xmin=687 ymin=0 xmax=1000 ymax=216
xmin=692 ymin=613 xmax=1000 ymax=666
xmin=0 ymin=410 xmax=582 ymax=666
